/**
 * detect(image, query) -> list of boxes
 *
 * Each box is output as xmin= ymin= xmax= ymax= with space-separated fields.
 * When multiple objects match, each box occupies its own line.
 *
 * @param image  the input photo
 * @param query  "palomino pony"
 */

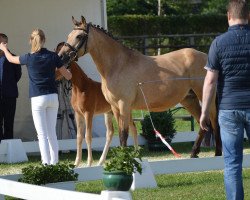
xmin=58 ymin=61 xmax=138 ymax=166
xmin=59 ymin=16 xmax=222 ymax=158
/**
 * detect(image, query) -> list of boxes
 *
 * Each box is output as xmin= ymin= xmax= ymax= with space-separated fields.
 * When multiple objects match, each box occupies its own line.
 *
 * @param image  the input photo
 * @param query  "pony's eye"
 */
xmin=77 ymin=35 xmax=83 ymax=39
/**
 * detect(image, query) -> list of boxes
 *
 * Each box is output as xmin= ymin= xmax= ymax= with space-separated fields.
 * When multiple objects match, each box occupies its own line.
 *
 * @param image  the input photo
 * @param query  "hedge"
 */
xmin=108 ymin=14 xmax=228 ymax=36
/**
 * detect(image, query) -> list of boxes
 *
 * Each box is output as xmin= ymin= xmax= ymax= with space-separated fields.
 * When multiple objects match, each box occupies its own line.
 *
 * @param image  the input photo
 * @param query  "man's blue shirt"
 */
xmin=19 ymin=48 xmax=63 ymax=98
xmin=206 ymin=24 xmax=250 ymax=110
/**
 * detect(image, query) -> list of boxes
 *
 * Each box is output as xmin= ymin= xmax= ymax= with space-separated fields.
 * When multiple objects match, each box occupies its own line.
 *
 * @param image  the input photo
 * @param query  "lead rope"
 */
xmin=138 ymin=82 xmax=181 ymax=158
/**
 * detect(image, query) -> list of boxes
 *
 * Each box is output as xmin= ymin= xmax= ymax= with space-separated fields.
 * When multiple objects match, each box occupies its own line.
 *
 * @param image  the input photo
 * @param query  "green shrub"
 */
xmin=104 ymin=146 xmax=142 ymax=175
xmin=141 ymin=110 xmax=176 ymax=141
xmin=108 ymin=14 xmax=227 ymax=36
xmin=18 ymin=162 xmax=78 ymax=185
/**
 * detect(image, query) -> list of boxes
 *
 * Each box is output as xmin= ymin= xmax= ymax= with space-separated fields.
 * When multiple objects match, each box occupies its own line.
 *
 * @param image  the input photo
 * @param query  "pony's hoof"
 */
xmin=190 ymin=154 xmax=199 ymax=158
xmin=215 ymin=152 xmax=222 ymax=156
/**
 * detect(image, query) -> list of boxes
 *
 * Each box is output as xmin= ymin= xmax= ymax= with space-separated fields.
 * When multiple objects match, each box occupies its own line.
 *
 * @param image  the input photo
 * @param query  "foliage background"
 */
xmin=106 ymin=0 xmax=230 ymax=36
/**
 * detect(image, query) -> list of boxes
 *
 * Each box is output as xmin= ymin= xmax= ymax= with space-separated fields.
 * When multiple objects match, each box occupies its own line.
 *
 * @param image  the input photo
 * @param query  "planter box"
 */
xmin=44 ymin=181 xmax=76 ymax=191
xmin=103 ymin=171 xmax=133 ymax=191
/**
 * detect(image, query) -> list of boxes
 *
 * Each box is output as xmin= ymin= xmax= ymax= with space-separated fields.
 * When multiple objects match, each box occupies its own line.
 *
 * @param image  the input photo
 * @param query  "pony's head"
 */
xmin=59 ymin=16 xmax=90 ymax=65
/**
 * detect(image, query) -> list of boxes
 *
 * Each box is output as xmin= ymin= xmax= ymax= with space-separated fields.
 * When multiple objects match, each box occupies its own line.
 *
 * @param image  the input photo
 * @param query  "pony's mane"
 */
xmin=90 ymin=23 xmax=134 ymax=51
xmin=92 ymin=24 xmax=116 ymax=40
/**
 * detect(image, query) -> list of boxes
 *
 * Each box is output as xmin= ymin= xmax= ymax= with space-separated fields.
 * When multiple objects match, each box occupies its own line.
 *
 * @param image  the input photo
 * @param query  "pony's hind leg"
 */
xmin=209 ymin=96 xmax=222 ymax=156
xmin=180 ymin=92 xmax=206 ymax=158
xmin=74 ymin=112 xmax=85 ymax=167
xmin=98 ymin=111 xmax=114 ymax=165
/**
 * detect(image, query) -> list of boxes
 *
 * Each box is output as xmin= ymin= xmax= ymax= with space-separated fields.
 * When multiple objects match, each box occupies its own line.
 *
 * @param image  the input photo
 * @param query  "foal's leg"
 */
xmin=98 ymin=111 xmax=114 ymax=165
xmin=180 ymin=93 xmax=206 ymax=158
xmin=84 ymin=112 xmax=94 ymax=167
xmin=74 ymin=112 xmax=85 ymax=167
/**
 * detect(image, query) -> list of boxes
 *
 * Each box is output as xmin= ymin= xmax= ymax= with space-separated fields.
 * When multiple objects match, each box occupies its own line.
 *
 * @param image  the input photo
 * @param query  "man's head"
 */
xmin=227 ymin=0 xmax=249 ymax=25
xmin=0 ymin=33 xmax=8 ymax=43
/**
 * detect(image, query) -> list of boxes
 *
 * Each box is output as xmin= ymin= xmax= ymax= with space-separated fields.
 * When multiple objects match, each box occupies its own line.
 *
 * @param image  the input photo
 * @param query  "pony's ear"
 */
xmin=72 ymin=16 xmax=78 ymax=26
xmin=81 ymin=16 xmax=87 ymax=26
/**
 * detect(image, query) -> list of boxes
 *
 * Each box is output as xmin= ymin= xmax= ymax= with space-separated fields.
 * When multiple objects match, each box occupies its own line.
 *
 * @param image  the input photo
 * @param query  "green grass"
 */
xmin=1 ymin=108 xmax=249 ymax=200
xmin=2 ymin=143 xmax=250 ymax=200
xmin=1 ymin=142 xmax=250 ymax=174
xmin=76 ymin=169 xmax=250 ymax=200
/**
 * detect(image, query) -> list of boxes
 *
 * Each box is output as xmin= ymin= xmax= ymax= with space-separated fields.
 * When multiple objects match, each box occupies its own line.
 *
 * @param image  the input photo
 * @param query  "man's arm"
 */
xmin=200 ymin=70 xmax=218 ymax=131
xmin=15 ymin=63 xmax=22 ymax=82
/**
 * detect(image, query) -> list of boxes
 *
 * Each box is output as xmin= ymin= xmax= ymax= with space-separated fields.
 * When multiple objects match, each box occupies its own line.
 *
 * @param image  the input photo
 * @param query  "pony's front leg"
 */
xmin=84 ymin=112 xmax=93 ymax=167
xmin=180 ymin=93 xmax=205 ymax=158
xmin=118 ymin=102 xmax=131 ymax=146
xmin=74 ymin=112 xmax=85 ymax=167
xmin=98 ymin=111 xmax=114 ymax=165
xmin=129 ymin=112 xmax=138 ymax=149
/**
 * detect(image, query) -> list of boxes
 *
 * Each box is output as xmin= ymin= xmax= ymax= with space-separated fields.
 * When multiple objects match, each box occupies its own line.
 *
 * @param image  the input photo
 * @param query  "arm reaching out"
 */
xmin=0 ymin=42 xmax=20 ymax=64
xmin=57 ymin=66 xmax=72 ymax=80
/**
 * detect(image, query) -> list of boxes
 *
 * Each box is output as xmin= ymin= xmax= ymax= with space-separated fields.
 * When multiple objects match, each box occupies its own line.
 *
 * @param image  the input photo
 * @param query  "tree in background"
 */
xmin=107 ymin=0 xmax=228 ymax=16
xmin=200 ymin=0 xmax=228 ymax=14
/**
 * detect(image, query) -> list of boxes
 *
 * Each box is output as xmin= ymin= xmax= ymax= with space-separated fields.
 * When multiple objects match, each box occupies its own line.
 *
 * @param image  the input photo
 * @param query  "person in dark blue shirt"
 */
xmin=200 ymin=1 xmax=250 ymax=199
xmin=0 ymin=29 xmax=72 ymax=165
xmin=0 ymin=33 xmax=21 ymax=142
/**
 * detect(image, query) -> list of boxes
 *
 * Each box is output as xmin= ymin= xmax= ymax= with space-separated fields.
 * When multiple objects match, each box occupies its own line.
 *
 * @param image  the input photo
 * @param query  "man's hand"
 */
xmin=200 ymin=113 xmax=210 ymax=131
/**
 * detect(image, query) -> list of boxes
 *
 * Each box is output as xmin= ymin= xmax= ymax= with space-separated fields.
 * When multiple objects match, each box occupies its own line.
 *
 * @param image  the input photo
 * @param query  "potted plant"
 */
xmin=18 ymin=162 xmax=78 ymax=190
xmin=141 ymin=110 xmax=176 ymax=151
xmin=103 ymin=146 xmax=142 ymax=191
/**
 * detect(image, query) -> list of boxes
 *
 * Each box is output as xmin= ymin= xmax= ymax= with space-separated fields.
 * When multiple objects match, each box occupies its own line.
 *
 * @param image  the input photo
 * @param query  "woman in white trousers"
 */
xmin=0 ymin=29 xmax=72 ymax=165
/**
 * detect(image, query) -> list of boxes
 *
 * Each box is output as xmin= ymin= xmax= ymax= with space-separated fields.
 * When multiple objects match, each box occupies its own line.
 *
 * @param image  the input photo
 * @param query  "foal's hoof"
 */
xmin=74 ymin=162 xmax=80 ymax=167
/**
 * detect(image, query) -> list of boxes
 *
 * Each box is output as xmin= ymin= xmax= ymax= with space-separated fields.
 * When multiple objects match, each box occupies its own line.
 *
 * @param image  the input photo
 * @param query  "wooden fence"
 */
xmin=117 ymin=33 xmax=220 ymax=55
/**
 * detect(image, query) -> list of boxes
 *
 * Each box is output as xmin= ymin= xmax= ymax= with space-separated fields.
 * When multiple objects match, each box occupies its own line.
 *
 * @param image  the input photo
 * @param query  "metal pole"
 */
xmin=157 ymin=0 xmax=161 ymax=55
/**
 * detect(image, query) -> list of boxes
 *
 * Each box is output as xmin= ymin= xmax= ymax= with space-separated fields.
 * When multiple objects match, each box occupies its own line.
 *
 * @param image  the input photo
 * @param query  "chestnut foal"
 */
xmin=61 ymin=62 xmax=138 ymax=167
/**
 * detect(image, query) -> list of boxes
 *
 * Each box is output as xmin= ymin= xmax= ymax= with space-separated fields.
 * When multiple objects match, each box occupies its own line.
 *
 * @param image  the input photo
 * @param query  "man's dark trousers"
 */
xmin=0 ymin=97 xmax=16 ymax=141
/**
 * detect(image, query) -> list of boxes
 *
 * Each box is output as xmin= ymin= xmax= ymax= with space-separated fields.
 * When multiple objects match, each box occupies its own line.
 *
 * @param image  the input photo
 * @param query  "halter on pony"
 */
xmin=60 ymin=23 xmax=91 ymax=65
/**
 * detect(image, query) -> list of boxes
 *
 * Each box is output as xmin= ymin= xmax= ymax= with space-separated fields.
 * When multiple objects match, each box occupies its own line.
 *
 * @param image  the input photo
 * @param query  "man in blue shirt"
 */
xmin=0 ymin=33 xmax=21 ymax=142
xmin=200 ymin=1 xmax=250 ymax=199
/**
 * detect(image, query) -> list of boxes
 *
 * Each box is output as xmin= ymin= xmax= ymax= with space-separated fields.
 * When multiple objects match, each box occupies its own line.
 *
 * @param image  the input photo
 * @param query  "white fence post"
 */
xmin=0 ymin=139 xmax=28 ymax=163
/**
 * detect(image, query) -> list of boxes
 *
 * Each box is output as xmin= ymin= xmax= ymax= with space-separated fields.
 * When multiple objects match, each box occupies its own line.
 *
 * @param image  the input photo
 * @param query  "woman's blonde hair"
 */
xmin=29 ymin=29 xmax=45 ymax=53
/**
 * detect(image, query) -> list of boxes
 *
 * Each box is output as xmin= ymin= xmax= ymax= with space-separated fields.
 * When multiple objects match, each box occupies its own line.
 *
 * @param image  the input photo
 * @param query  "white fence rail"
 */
xmin=0 ymin=132 xmax=197 ymax=163
xmin=0 ymin=178 xmax=101 ymax=200
xmin=1 ymin=154 xmax=250 ymax=200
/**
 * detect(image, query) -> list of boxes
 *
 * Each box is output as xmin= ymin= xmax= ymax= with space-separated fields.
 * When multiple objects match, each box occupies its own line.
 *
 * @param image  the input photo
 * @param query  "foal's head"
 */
xmin=59 ymin=16 xmax=89 ymax=65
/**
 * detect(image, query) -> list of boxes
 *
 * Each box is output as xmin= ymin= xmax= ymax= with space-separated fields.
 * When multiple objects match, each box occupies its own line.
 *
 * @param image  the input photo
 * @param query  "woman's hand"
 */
xmin=0 ymin=43 xmax=20 ymax=64
xmin=0 ymin=42 xmax=8 ymax=52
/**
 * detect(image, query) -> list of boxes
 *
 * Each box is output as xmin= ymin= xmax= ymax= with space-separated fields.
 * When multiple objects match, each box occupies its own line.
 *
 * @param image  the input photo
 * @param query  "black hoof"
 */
xmin=190 ymin=154 xmax=199 ymax=158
